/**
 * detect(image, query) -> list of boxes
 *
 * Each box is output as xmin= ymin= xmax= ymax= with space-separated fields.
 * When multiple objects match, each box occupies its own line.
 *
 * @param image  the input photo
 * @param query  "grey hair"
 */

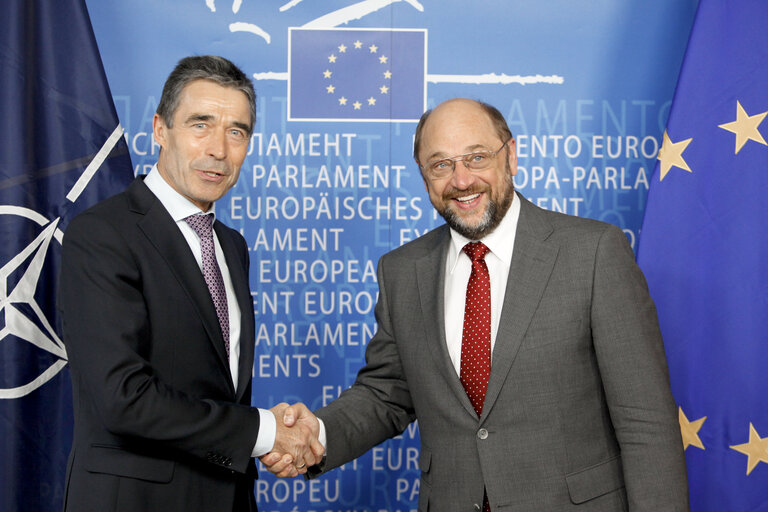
xmin=156 ymin=55 xmax=256 ymax=134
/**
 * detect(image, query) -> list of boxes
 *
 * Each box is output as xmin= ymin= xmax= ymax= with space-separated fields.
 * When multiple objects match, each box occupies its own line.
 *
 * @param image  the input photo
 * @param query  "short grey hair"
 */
xmin=156 ymin=55 xmax=256 ymax=134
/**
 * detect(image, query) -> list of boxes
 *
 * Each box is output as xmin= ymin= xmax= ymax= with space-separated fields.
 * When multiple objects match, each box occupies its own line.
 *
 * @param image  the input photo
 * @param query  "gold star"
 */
xmin=718 ymin=101 xmax=768 ymax=154
xmin=678 ymin=407 xmax=706 ymax=451
xmin=657 ymin=130 xmax=692 ymax=181
xmin=338 ymin=96 xmax=347 ymax=106
xmin=353 ymin=40 xmax=363 ymax=49
xmin=379 ymin=55 xmax=388 ymax=64
xmin=379 ymin=85 xmax=389 ymax=94
xmin=730 ymin=423 xmax=768 ymax=475
xmin=367 ymin=97 xmax=376 ymax=106
xmin=328 ymin=54 xmax=337 ymax=63
xmin=353 ymin=101 xmax=362 ymax=110
xmin=369 ymin=44 xmax=378 ymax=53
xmin=338 ymin=44 xmax=347 ymax=53
xmin=326 ymin=85 xmax=335 ymax=94
xmin=383 ymin=70 xmax=392 ymax=79
xmin=323 ymin=70 xmax=332 ymax=79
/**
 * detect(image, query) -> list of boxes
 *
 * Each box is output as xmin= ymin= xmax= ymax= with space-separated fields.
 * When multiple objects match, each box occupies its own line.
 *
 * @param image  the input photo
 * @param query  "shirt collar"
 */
xmin=447 ymin=191 xmax=520 ymax=273
xmin=144 ymin=164 xmax=216 ymax=222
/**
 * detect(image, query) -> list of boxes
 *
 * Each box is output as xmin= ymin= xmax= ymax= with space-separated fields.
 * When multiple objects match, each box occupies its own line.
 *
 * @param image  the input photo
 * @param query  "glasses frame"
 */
xmin=421 ymin=139 xmax=510 ymax=180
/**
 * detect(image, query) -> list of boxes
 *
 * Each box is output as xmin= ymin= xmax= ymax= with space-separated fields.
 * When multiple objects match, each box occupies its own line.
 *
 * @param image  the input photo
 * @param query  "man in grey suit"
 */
xmin=265 ymin=98 xmax=689 ymax=511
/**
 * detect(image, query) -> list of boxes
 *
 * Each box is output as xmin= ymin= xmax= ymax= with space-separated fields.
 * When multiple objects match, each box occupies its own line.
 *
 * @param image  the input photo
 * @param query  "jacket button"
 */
xmin=477 ymin=428 xmax=488 ymax=440
xmin=474 ymin=504 xmax=482 ymax=511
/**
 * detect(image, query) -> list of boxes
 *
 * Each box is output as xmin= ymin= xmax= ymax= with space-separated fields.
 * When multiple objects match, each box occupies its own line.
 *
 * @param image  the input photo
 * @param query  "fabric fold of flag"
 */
xmin=637 ymin=1 xmax=768 ymax=510
xmin=0 ymin=1 xmax=133 ymax=511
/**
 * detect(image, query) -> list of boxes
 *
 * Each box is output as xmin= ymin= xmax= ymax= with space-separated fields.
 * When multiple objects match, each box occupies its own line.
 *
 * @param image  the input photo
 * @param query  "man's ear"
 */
xmin=152 ymin=113 xmax=167 ymax=148
xmin=507 ymin=138 xmax=518 ymax=177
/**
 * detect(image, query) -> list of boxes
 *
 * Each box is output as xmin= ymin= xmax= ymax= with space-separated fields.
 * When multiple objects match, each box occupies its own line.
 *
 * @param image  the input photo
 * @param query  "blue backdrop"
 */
xmin=3 ymin=1 xmax=703 ymax=511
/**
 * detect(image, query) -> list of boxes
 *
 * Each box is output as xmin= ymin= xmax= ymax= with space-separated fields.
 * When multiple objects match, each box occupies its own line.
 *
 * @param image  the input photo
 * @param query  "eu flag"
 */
xmin=637 ymin=0 xmax=768 ymax=510
xmin=0 ymin=1 xmax=133 ymax=510
xmin=288 ymin=27 xmax=426 ymax=122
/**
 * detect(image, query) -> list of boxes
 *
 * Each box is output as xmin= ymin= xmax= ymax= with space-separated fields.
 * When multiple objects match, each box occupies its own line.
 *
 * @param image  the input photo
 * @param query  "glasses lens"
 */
xmin=428 ymin=159 xmax=453 ymax=177
xmin=465 ymin=151 xmax=493 ymax=170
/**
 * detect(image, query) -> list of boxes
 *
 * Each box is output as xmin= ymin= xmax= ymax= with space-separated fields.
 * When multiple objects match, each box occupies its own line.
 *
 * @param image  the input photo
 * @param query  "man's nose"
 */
xmin=450 ymin=159 xmax=475 ymax=188
xmin=207 ymin=129 xmax=227 ymax=160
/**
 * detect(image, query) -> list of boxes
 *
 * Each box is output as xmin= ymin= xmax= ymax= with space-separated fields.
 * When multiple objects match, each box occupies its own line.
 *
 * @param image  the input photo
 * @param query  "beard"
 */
xmin=437 ymin=172 xmax=515 ymax=240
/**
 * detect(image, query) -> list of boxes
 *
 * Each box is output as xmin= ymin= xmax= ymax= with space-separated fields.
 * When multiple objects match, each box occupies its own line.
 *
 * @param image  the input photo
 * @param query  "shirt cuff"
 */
xmin=251 ymin=408 xmax=277 ymax=457
xmin=318 ymin=417 xmax=327 ymax=453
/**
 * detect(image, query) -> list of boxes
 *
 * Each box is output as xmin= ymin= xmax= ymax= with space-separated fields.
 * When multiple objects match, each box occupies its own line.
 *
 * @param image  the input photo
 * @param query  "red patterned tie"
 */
xmin=461 ymin=242 xmax=492 ymax=512
xmin=185 ymin=214 xmax=230 ymax=357
xmin=460 ymin=242 xmax=491 ymax=417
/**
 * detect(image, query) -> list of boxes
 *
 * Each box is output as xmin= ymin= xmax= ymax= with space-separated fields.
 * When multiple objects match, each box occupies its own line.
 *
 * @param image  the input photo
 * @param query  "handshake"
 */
xmin=259 ymin=402 xmax=325 ymax=478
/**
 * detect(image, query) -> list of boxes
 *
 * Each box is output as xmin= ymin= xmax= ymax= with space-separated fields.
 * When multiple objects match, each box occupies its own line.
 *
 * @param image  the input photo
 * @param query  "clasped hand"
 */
xmin=259 ymin=402 xmax=324 ymax=478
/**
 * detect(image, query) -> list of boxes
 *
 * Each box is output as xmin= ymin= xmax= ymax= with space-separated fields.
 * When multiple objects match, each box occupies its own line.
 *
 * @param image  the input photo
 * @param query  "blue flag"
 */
xmin=288 ymin=28 xmax=426 ymax=122
xmin=637 ymin=0 xmax=768 ymax=510
xmin=0 ymin=1 xmax=133 ymax=510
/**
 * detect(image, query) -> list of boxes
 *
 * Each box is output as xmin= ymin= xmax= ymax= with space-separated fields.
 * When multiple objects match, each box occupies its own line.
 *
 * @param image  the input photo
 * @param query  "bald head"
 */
xmin=413 ymin=98 xmax=513 ymax=166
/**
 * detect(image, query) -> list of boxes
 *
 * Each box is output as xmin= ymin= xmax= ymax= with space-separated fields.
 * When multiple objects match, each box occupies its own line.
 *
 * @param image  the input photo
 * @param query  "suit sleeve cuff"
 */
xmin=251 ymin=408 xmax=277 ymax=457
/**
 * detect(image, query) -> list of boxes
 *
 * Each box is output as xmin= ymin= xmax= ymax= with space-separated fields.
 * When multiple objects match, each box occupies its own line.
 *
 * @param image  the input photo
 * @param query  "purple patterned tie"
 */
xmin=184 ymin=214 xmax=229 ymax=357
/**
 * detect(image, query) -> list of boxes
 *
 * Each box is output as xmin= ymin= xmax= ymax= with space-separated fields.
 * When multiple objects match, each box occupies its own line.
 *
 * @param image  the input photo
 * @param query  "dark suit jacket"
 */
xmin=59 ymin=177 xmax=260 ymax=511
xmin=313 ymin=193 xmax=689 ymax=511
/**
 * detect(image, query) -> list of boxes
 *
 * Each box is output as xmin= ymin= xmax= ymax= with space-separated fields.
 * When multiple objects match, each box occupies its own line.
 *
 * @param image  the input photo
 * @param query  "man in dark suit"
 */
xmin=59 ymin=55 xmax=321 ymax=511
xmin=266 ymin=98 xmax=689 ymax=510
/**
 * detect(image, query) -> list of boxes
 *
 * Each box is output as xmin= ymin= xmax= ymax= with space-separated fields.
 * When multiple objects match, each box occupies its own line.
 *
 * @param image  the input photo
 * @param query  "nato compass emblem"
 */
xmin=0 ymin=125 xmax=126 ymax=399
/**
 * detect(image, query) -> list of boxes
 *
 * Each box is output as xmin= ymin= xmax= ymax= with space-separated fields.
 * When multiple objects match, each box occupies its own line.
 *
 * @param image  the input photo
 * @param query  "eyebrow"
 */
xmin=231 ymin=121 xmax=251 ymax=133
xmin=185 ymin=114 xmax=250 ymax=133
xmin=185 ymin=113 xmax=215 ymax=124
xmin=425 ymin=143 xmax=490 ymax=162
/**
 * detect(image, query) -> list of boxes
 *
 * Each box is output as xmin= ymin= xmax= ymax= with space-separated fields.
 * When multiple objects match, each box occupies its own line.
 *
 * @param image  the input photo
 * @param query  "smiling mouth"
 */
xmin=455 ymin=193 xmax=480 ymax=203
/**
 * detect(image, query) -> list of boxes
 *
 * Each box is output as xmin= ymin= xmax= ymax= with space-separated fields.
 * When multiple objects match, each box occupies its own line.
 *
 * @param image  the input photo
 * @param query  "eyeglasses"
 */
xmin=421 ymin=139 xmax=509 ymax=180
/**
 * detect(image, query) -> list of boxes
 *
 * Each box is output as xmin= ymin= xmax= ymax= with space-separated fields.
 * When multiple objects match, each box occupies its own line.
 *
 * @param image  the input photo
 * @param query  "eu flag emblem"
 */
xmin=288 ymin=28 xmax=426 ymax=122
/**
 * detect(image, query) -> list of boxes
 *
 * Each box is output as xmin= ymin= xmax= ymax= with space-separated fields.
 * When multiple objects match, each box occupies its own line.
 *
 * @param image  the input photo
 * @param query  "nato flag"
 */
xmin=637 ymin=0 xmax=768 ymax=510
xmin=0 ymin=1 xmax=133 ymax=510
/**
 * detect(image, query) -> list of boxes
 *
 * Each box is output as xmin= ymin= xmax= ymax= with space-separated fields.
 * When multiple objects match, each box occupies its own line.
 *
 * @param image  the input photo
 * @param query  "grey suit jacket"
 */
xmin=314 ymin=192 xmax=688 ymax=511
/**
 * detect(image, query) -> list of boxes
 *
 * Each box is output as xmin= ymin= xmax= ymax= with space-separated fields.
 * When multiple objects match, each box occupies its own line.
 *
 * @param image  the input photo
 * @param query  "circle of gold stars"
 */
xmin=322 ymin=39 xmax=391 ymax=111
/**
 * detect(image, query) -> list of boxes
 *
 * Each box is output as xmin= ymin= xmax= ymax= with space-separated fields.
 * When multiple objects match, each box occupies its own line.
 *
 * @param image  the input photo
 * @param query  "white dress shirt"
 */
xmin=318 ymin=194 xmax=521 ymax=452
xmin=444 ymin=194 xmax=520 ymax=374
xmin=144 ymin=166 xmax=275 ymax=457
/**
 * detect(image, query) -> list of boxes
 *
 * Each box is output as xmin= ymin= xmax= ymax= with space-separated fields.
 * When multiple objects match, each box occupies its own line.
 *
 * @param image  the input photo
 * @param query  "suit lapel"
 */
xmin=215 ymin=223 xmax=254 ymax=402
xmin=481 ymin=194 xmax=559 ymax=422
xmin=415 ymin=227 xmax=479 ymax=419
xmin=127 ymin=179 xmax=233 ymax=392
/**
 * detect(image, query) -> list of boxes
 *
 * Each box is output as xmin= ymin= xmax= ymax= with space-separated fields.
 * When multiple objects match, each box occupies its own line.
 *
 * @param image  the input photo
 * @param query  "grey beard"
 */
xmin=441 ymin=199 xmax=498 ymax=240
xmin=438 ymin=175 xmax=515 ymax=240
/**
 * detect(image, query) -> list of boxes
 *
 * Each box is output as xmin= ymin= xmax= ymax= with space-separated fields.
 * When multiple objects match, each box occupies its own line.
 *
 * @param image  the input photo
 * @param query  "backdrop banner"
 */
xmin=7 ymin=1 xmax=701 ymax=511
